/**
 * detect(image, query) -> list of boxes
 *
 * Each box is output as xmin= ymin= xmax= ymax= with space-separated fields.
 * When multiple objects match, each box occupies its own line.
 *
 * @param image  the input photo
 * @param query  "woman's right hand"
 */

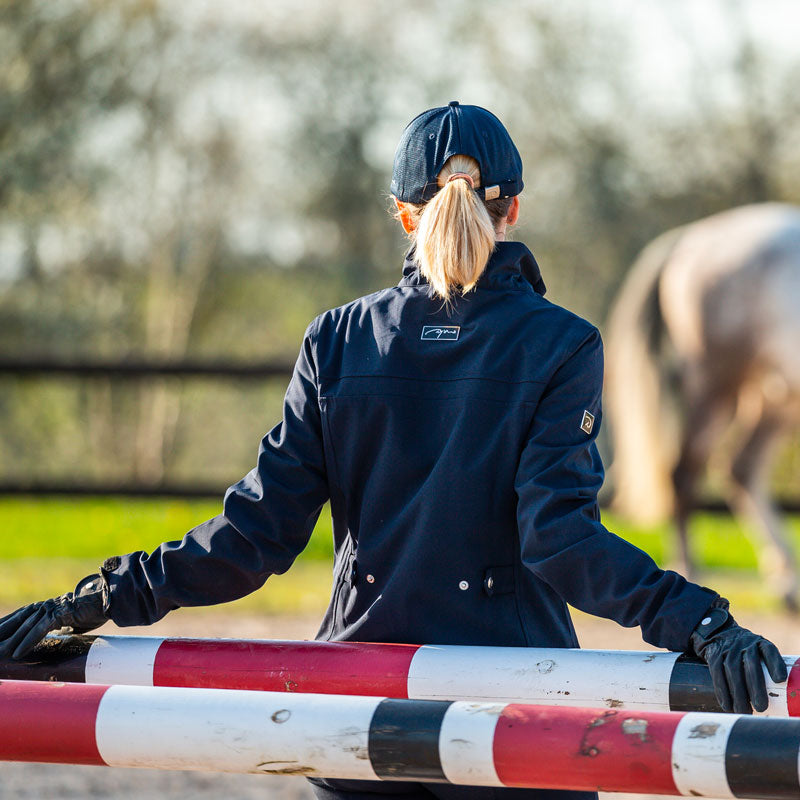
xmin=689 ymin=603 xmax=788 ymax=713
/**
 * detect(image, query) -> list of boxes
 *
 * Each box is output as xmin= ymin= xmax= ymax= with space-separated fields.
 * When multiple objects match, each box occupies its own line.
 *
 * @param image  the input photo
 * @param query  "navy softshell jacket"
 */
xmin=103 ymin=241 xmax=716 ymax=653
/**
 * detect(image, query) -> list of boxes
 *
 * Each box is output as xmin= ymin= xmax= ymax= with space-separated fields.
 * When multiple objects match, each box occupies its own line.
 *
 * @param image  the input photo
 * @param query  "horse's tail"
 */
xmin=605 ymin=227 xmax=685 ymax=524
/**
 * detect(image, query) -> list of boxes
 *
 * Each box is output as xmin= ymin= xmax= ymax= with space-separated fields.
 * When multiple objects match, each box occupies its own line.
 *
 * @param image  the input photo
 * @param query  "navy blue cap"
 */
xmin=390 ymin=101 xmax=523 ymax=203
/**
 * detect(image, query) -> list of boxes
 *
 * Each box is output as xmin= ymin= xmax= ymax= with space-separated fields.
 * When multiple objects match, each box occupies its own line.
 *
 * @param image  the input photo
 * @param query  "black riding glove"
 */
xmin=689 ymin=599 xmax=788 ymax=714
xmin=0 ymin=573 xmax=110 ymax=660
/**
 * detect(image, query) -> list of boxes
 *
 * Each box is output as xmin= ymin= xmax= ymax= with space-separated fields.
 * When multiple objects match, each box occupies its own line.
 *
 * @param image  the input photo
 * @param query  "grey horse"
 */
xmin=606 ymin=203 xmax=800 ymax=610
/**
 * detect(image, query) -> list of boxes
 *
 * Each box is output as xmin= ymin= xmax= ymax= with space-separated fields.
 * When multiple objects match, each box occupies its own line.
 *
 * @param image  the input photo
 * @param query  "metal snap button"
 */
xmin=366 ymin=574 xmax=375 ymax=584
xmin=459 ymin=580 xmax=469 ymax=591
xmin=486 ymin=577 xmax=494 ymax=590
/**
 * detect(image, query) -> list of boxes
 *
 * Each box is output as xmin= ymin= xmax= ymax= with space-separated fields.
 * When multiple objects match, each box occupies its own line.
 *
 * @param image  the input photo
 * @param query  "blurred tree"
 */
xmin=0 ymin=1 xmax=133 ymax=274
xmin=1 ymin=0 xmax=799 ymax=493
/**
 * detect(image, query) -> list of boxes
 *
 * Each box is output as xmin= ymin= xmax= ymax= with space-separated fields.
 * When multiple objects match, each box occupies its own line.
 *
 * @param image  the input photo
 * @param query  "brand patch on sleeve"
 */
xmin=580 ymin=410 xmax=595 ymax=434
xmin=421 ymin=325 xmax=460 ymax=341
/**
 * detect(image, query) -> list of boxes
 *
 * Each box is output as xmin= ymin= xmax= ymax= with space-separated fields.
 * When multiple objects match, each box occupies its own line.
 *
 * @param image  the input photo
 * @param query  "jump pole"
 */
xmin=2 ymin=678 xmax=800 ymax=798
xmin=4 ymin=634 xmax=799 ymax=716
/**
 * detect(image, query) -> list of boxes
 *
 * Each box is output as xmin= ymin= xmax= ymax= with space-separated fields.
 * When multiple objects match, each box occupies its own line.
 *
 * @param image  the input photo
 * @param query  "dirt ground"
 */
xmin=1 ymin=610 xmax=798 ymax=800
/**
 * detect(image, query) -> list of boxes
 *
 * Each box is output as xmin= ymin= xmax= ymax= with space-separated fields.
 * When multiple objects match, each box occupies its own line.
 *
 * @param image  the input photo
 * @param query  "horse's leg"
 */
xmin=730 ymin=413 xmax=798 ymax=611
xmin=671 ymin=389 xmax=734 ymax=579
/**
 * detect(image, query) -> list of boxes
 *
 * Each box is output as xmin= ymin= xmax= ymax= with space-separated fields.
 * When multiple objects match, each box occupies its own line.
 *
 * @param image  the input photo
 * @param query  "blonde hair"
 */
xmin=400 ymin=155 xmax=513 ymax=303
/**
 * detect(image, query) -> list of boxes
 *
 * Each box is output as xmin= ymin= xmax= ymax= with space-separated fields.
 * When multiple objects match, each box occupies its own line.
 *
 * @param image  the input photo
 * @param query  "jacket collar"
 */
xmin=398 ymin=240 xmax=547 ymax=296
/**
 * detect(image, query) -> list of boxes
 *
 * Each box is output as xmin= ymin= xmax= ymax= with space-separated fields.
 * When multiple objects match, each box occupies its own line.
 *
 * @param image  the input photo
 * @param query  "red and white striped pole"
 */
xmin=5 ymin=635 xmax=799 ymax=716
xmin=1 ymin=679 xmax=799 ymax=798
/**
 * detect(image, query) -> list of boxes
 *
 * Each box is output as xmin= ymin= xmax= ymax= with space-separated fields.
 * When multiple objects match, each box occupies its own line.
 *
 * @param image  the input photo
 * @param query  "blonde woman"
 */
xmin=0 ymin=103 xmax=787 ymax=800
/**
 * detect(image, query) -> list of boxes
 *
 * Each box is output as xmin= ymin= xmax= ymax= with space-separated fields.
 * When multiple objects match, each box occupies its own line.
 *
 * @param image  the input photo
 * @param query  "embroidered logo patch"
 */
xmin=421 ymin=325 xmax=460 ymax=341
xmin=580 ymin=410 xmax=595 ymax=435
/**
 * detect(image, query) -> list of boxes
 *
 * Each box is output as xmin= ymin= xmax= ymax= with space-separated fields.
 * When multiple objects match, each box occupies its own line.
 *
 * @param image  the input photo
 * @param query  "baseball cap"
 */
xmin=390 ymin=101 xmax=523 ymax=204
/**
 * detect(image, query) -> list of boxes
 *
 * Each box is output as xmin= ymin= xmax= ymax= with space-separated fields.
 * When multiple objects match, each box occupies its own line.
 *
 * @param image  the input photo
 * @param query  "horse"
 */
xmin=605 ymin=203 xmax=800 ymax=610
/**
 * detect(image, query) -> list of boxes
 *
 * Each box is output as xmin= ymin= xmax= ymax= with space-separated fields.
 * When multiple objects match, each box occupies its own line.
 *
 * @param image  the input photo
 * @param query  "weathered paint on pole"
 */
xmin=6 ymin=635 xmax=799 ymax=716
xmin=1 ymin=680 xmax=800 ymax=798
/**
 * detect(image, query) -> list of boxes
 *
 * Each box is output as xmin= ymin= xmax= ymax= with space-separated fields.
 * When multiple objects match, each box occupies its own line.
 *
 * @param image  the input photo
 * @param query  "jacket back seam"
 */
xmin=321 ymin=392 xmax=540 ymax=406
xmin=319 ymin=373 xmax=548 ymax=386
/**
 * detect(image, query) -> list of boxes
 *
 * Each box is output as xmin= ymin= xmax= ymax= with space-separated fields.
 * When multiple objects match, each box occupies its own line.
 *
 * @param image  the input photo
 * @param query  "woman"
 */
xmin=0 ymin=103 xmax=788 ymax=799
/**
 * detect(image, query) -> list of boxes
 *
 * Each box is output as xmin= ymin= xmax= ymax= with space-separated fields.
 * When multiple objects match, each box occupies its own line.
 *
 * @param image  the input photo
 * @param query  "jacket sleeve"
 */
xmin=514 ymin=326 xmax=717 ymax=651
xmin=103 ymin=320 xmax=330 ymax=627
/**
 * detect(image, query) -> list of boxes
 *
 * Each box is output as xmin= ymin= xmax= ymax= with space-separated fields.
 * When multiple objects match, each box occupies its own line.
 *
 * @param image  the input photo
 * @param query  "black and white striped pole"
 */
xmin=1 ymin=679 xmax=799 ymax=798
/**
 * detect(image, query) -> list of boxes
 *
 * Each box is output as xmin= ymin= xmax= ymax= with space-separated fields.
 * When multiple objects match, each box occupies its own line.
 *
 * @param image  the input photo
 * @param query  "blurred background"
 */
xmin=3 ymin=0 xmax=800 ymax=797
xmin=4 ymin=0 xmax=800 ymax=603
xmin=3 ymin=2 xmax=800 ymax=599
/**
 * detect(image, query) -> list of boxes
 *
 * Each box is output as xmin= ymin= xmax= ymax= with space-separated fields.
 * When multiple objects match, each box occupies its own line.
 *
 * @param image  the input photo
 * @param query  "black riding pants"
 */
xmin=308 ymin=779 xmax=597 ymax=800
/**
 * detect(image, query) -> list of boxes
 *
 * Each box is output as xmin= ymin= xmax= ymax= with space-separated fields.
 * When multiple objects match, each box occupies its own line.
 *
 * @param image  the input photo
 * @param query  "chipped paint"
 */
xmin=688 ymin=723 xmax=719 ymax=739
xmin=536 ymin=659 xmax=555 ymax=674
xmin=578 ymin=710 xmax=616 ymax=758
xmin=621 ymin=717 xmax=649 ymax=742
xmin=270 ymin=709 xmax=291 ymax=724
xmin=605 ymin=698 xmax=624 ymax=708
xmin=463 ymin=703 xmax=505 ymax=716
xmin=339 ymin=743 xmax=371 ymax=761
xmin=588 ymin=710 xmax=616 ymax=728
xmin=256 ymin=761 xmax=317 ymax=775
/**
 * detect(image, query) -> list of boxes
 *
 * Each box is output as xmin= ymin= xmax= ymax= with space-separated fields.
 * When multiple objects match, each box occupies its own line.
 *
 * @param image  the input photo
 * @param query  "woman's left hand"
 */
xmin=0 ymin=574 xmax=108 ymax=660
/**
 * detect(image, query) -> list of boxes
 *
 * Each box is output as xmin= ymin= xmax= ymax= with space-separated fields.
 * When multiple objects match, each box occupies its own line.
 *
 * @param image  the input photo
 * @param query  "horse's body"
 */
xmin=606 ymin=203 xmax=800 ymax=608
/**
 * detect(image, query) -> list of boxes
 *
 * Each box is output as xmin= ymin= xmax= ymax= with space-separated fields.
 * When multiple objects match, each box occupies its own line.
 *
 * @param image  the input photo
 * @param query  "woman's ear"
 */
xmin=507 ymin=195 xmax=520 ymax=226
xmin=394 ymin=197 xmax=416 ymax=234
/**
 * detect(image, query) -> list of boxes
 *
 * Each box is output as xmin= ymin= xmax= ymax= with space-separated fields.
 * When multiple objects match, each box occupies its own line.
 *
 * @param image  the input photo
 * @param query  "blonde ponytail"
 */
xmin=400 ymin=155 xmax=512 ymax=303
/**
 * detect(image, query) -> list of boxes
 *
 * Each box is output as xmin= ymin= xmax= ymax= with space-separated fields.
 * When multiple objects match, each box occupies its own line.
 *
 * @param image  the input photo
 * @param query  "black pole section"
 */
xmin=668 ymin=654 xmax=722 ymax=712
xmin=0 ymin=635 xmax=96 ymax=683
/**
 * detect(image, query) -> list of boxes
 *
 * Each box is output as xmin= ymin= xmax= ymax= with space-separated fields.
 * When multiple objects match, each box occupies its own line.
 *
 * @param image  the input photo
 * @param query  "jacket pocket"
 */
xmin=483 ymin=565 xmax=515 ymax=597
xmin=326 ymin=537 xmax=356 ymax=639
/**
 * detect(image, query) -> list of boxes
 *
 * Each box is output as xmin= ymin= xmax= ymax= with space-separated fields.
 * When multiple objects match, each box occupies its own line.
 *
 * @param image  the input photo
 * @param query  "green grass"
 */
xmin=0 ymin=497 xmax=335 ymax=613
xmin=1 ymin=497 xmax=334 ymax=560
xmin=1 ymin=497 xmax=798 ymax=613
xmin=602 ymin=511 xmax=769 ymax=570
xmin=0 ymin=556 xmax=337 ymax=615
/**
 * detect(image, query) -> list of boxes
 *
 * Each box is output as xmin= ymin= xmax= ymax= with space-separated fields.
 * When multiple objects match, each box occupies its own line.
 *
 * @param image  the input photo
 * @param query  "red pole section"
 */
xmin=0 ymin=680 xmax=107 ymax=765
xmin=156 ymin=639 xmax=417 ymax=696
xmin=493 ymin=704 xmax=680 ymax=794
xmin=1 ymin=680 xmax=800 ymax=798
xmin=5 ymin=635 xmax=799 ymax=715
